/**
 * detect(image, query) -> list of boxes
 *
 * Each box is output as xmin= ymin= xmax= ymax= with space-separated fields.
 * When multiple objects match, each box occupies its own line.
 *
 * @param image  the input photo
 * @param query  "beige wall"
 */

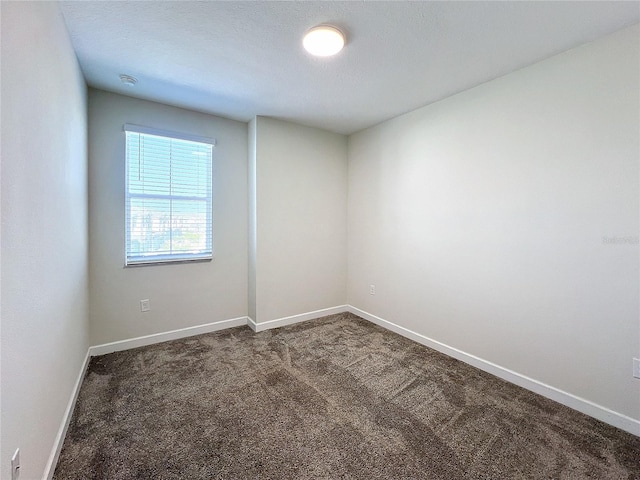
xmin=88 ymin=90 xmax=248 ymax=345
xmin=348 ymin=25 xmax=640 ymax=422
xmin=251 ymin=117 xmax=348 ymax=324
xmin=1 ymin=2 xmax=89 ymax=478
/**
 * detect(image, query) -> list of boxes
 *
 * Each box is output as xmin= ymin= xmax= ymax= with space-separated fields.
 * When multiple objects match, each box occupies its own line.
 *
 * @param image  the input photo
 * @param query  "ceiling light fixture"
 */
xmin=303 ymin=25 xmax=345 ymax=57
xmin=119 ymin=74 xmax=138 ymax=86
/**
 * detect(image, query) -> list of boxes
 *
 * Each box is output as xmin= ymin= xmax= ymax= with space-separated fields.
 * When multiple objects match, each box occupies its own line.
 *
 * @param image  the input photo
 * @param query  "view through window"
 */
xmin=124 ymin=125 xmax=213 ymax=265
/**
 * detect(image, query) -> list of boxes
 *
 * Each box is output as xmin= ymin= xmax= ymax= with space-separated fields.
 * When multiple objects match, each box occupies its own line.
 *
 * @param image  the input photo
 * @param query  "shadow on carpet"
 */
xmin=54 ymin=312 xmax=640 ymax=479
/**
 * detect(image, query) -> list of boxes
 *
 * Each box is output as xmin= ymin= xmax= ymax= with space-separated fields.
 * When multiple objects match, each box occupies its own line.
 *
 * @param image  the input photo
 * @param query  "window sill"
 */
xmin=124 ymin=257 xmax=213 ymax=268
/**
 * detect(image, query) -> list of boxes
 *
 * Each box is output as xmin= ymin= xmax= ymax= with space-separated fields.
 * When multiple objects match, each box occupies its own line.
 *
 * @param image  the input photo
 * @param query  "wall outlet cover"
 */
xmin=633 ymin=358 xmax=640 ymax=379
xmin=140 ymin=299 xmax=150 ymax=312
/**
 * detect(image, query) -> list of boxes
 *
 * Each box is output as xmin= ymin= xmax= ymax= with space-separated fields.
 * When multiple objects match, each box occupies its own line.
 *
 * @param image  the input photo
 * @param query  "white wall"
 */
xmin=252 ymin=117 xmax=348 ymax=325
xmin=88 ymin=90 xmax=248 ymax=345
xmin=1 ymin=2 xmax=89 ymax=479
xmin=348 ymin=25 xmax=640 ymax=424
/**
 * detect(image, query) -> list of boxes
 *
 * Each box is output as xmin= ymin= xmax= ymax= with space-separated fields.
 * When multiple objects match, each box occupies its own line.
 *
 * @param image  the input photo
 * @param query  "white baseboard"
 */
xmin=251 ymin=305 xmax=348 ymax=332
xmin=247 ymin=316 xmax=258 ymax=332
xmin=89 ymin=316 xmax=249 ymax=356
xmin=347 ymin=305 xmax=640 ymax=437
xmin=43 ymin=349 xmax=91 ymax=480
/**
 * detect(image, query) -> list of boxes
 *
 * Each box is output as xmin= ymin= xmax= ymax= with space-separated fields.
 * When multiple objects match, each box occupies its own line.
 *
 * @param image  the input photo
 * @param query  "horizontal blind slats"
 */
xmin=125 ymin=129 xmax=213 ymax=265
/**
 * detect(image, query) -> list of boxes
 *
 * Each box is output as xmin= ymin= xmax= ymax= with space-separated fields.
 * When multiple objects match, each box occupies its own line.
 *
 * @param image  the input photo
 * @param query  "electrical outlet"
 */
xmin=369 ymin=284 xmax=376 ymax=295
xmin=11 ymin=448 xmax=20 ymax=480
xmin=633 ymin=358 xmax=640 ymax=379
xmin=140 ymin=299 xmax=150 ymax=312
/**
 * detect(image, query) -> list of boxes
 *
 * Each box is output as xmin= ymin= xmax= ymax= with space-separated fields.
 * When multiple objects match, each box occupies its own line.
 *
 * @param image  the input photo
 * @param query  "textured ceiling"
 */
xmin=59 ymin=1 xmax=639 ymax=135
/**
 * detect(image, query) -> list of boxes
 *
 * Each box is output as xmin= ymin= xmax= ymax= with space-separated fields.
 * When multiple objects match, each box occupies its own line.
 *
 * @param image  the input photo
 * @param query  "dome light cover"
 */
xmin=303 ymin=25 xmax=345 ymax=57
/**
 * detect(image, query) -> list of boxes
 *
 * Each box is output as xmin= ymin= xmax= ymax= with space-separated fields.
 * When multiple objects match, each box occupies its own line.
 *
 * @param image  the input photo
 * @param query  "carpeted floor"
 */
xmin=54 ymin=312 xmax=640 ymax=479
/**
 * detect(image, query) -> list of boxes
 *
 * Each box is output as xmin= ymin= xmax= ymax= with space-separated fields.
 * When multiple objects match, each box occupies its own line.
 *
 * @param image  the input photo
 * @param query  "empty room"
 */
xmin=1 ymin=1 xmax=639 ymax=479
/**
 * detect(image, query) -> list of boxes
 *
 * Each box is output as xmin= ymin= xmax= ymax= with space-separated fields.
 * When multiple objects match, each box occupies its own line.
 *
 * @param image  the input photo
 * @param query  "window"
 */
xmin=124 ymin=124 xmax=214 ymax=266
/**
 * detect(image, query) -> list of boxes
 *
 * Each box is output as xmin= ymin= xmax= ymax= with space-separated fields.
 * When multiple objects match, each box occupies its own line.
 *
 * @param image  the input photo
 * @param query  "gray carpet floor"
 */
xmin=54 ymin=312 xmax=640 ymax=479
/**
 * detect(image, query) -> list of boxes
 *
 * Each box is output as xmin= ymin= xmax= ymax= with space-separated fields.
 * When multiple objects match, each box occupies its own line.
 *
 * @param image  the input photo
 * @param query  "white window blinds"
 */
xmin=124 ymin=125 xmax=214 ymax=265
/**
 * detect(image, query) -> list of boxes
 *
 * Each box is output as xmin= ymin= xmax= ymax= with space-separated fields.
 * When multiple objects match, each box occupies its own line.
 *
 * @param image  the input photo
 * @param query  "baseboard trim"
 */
xmin=247 ymin=316 xmax=258 ymax=332
xmin=43 ymin=349 xmax=91 ymax=480
xmin=252 ymin=305 xmax=348 ymax=332
xmin=89 ymin=316 xmax=249 ymax=357
xmin=347 ymin=305 xmax=640 ymax=437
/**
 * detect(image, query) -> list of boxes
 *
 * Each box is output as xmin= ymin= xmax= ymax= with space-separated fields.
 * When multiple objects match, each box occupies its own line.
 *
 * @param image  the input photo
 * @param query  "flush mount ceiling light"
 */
xmin=303 ymin=25 xmax=345 ymax=57
xmin=119 ymin=74 xmax=137 ymax=86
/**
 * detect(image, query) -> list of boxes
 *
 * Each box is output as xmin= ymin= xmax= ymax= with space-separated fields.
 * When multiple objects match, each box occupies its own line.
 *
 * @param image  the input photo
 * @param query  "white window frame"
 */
xmin=124 ymin=124 xmax=216 ymax=266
